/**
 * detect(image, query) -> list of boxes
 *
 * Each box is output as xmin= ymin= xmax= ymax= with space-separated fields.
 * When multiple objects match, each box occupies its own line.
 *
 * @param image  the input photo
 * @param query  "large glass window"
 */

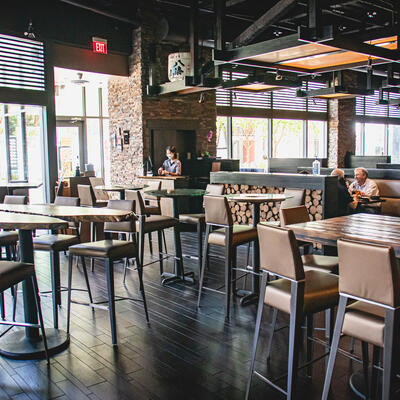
xmin=307 ymin=120 xmax=326 ymax=158
xmin=355 ymin=122 xmax=363 ymax=155
xmin=216 ymin=116 xmax=228 ymax=158
xmin=364 ymin=123 xmax=385 ymax=156
xmin=389 ymin=125 xmax=400 ymax=163
xmin=273 ymin=119 xmax=303 ymax=158
xmin=232 ymin=117 xmax=269 ymax=169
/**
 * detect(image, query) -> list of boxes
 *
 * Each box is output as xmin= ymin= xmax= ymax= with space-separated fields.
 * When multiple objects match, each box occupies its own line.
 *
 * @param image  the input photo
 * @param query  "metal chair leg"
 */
xmin=157 ymin=230 xmax=163 ymax=275
xmin=12 ymin=284 xmax=17 ymax=321
xmin=0 ymin=292 xmax=5 ymax=320
xmin=148 ymin=232 xmax=153 ymax=256
xmin=361 ymin=341 xmax=370 ymax=399
xmin=197 ymin=225 xmax=210 ymax=308
xmin=245 ymin=272 xmax=268 ymax=400
xmin=105 ymin=259 xmax=117 ymax=346
xmin=197 ymin=222 xmax=203 ymax=272
xmin=162 ymin=230 xmax=167 ymax=255
xmin=322 ymin=296 xmax=348 ymax=400
xmin=266 ymin=307 xmax=278 ymax=361
xmin=80 ymin=256 xmax=93 ymax=303
xmin=232 ymin=247 xmax=237 ymax=294
xmin=66 ymin=255 xmax=73 ymax=334
xmin=31 ymin=275 xmax=49 ymax=364
xmin=371 ymin=346 xmax=380 ymax=400
xmin=50 ymin=250 xmax=61 ymax=329
xmin=306 ymin=314 xmax=314 ymax=378
xmin=224 ymin=230 xmax=233 ymax=320
xmin=136 ymin=254 xmax=149 ymax=323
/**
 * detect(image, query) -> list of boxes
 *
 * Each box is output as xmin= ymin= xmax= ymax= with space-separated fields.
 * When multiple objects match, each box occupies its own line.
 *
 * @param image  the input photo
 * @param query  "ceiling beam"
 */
xmin=226 ymin=0 xmax=247 ymax=7
xmin=231 ymin=0 xmax=298 ymax=47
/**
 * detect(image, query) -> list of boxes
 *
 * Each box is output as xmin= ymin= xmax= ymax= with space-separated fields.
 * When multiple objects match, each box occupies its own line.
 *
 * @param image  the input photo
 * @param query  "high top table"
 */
xmin=0 ymin=204 xmax=134 ymax=359
xmin=0 ymin=211 xmax=68 ymax=359
xmin=225 ymin=193 xmax=290 ymax=306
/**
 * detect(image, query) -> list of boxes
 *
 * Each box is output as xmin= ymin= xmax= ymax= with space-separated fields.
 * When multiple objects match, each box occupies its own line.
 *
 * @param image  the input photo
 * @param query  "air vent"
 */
xmin=0 ymin=34 xmax=45 ymax=91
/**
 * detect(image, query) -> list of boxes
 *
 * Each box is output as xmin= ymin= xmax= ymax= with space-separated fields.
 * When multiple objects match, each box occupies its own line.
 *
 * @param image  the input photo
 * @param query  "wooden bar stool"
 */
xmin=197 ymin=195 xmax=258 ymax=319
xmin=179 ymin=184 xmax=224 ymax=270
xmin=245 ymin=224 xmax=339 ymax=400
xmin=322 ymin=239 xmax=400 ymax=400
xmin=67 ymin=238 xmax=148 ymax=346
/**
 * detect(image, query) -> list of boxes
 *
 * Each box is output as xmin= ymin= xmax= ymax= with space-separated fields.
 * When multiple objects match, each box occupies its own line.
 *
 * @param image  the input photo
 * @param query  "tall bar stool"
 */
xmin=54 ymin=196 xmax=81 ymax=237
xmin=197 ymin=195 xmax=258 ymax=319
xmin=77 ymin=184 xmax=107 ymax=207
xmin=126 ymin=190 xmax=181 ymax=281
xmin=3 ymin=195 xmax=28 ymax=205
xmin=89 ymin=177 xmax=110 ymax=202
xmin=0 ymin=261 xmax=49 ymax=363
xmin=67 ymin=237 xmax=148 ymax=346
xmin=322 ymin=239 xmax=400 ymax=400
xmin=280 ymin=205 xmax=339 ymax=274
xmin=245 ymin=224 xmax=339 ymax=400
xmin=179 ymin=184 xmax=224 ymax=270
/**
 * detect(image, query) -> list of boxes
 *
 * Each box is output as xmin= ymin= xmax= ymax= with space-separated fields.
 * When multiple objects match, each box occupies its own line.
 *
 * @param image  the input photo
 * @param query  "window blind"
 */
xmin=356 ymin=90 xmax=400 ymax=119
xmin=0 ymin=34 xmax=45 ymax=91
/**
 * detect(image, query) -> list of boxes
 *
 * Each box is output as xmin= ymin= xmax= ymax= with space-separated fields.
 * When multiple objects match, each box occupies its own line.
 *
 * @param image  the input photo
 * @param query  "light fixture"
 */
xmin=24 ymin=20 xmax=36 ymax=40
xmin=298 ymin=86 xmax=374 ymax=99
xmin=198 ymin=93 xmax=205 ymax=103
xmin=71 ymin=73 xmax=89 ymax=86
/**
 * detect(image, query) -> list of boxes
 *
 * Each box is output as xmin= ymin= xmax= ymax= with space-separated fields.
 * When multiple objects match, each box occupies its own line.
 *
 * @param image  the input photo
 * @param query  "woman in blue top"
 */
xmin=157 ymin=145 xmax=182 ymax=176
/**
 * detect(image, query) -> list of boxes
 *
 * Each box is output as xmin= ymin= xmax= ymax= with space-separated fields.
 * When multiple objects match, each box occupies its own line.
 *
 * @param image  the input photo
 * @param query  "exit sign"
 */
xmin=92 ymin=37 xmax=107 ymax=54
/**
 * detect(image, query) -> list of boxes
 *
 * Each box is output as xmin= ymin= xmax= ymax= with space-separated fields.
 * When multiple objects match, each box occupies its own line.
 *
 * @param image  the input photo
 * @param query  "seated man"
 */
xmin=330 ymin=169 xmax=358 ymax=216
xmin=348 ymin=167 xmax=379 ymax=197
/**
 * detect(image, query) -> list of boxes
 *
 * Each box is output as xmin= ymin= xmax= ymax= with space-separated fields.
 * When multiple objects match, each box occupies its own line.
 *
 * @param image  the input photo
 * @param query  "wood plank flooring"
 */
xmin=0 ymin=230 xmax=364 ymax=399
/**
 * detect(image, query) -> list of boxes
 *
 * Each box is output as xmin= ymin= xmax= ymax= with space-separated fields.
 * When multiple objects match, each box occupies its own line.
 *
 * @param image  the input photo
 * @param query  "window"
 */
xmin=388 ymin=125 xmax=400 ymax=163
xmin=232 ymin=117 xmax=269 ymax=169
xmin=364 ymin=123 xmax=385 ymax=156
xmin=273 ymin=119 xmax=303 ymax=158
xmin=216 ymin=116 xmax=228 ymax=158
xmin=355 ymin=122 xmax=363 ymax=155
xmin=307 ymin=120 xmax=326 ymax=158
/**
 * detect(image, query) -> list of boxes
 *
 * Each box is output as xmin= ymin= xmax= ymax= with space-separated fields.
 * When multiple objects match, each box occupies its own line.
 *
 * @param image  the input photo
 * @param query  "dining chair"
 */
xmin=322 ymin=239 xmax=400 ymax=400
xmin=89 ymin=177 xmax=109 ymax=202
xmin=280 ymin=188 xmax=305 ymax=210
xmin=54 ymin=196 xmax=81 ymax=237
xmin=245 ymin=224 xmax=339 ymax=400
xmin=179 ymin=184 xmax=224 ymax=270
xmin=197 ymin=195 xmax=258 ymax=319
xmin=77 ymin=184 xmax=107 ymax=207
xmin=4 ymin=195 xmax=28 ymax=205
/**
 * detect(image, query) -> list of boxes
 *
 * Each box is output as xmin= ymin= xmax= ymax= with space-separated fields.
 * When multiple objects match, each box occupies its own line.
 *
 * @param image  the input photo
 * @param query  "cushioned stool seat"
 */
xmin=33 ymin=234 xmax=80 ymax=252
xmin=208 ymin=225 xmax=257 ymax=247
xmin=136 ymin=215 xmax=178 ymax=233
xmin=302 ymin=254 xmax=339 ymax=274
xmin=69 ymin=240 xmax=137 ymax=260
xmin=179 ymin=213 xmax=205 ymax=225
xmin=0 ymin=261 xmax=34 ymax=292
xmin=264 ymin=270 xmax=339 ymax=315
xmin=0 ymin=231 xmax=18 ymax=245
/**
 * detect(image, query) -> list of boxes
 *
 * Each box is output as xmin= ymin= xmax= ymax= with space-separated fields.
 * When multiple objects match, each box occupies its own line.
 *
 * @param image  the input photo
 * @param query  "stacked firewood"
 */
xmin=224 ymin=184 xmax=323 ymax=224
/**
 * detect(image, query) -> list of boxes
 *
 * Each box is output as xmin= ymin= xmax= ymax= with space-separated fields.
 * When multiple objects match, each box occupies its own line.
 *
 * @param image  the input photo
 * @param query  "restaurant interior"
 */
xmin=1 ymin=0 xmax=400 ymax=399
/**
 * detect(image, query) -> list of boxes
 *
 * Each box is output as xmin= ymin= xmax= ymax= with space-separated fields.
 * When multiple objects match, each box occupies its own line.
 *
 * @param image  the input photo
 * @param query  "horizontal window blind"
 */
xmin=357 ymin=90 xmax=400 ymax=119
xmin=0 ymin=34 xmax=45 ymax=91
xmin=389 ymin=92 xmax=400 ymax=118
xmin=216 ymin=71 xmax=327 ymax=114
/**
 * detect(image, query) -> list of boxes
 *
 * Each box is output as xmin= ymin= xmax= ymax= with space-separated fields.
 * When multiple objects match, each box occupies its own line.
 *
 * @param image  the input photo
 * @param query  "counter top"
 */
xmin=138 ymin=175 xmax=189 ymax=180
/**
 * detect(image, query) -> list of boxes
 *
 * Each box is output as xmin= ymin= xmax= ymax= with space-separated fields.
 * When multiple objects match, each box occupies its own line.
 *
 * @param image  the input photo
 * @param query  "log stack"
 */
xmin=224 ymin=184 xmax=324 ymax=224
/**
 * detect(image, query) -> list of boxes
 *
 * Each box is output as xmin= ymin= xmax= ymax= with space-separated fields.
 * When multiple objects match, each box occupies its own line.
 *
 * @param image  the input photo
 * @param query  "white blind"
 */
xmin=0 ymin=34 xmax=45 ymax=91
xmin=356 ymin=90 xmax=400 ymax=119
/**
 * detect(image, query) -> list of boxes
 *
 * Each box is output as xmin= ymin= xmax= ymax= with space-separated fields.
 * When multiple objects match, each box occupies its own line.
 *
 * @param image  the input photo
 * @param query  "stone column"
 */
xmin=327 ymin=97 xmax=355 ymax=168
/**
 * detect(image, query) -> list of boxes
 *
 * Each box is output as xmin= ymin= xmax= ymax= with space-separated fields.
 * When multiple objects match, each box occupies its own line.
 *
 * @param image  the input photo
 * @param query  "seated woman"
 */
xmin=157 ymin=145 xmax=182 ymax=176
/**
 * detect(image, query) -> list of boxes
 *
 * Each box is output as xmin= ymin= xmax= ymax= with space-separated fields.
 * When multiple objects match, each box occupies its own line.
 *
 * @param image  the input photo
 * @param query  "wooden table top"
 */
xmin=288 ymin=213 xmax=400 ymax=257
xmin=0 ymin=182 xmax=42 ymax=189
xmin=0 ymin=204 xmax=133 ymax=223
xmin=146 ymin=189 xmax=206 ymax=197
xmin=94 ymin=185 xmax=144 ymax=192
xmin=226 ymin=193 xmax=290 ymax=203
xmin=0 ymin=211 xmax=68 ymax=230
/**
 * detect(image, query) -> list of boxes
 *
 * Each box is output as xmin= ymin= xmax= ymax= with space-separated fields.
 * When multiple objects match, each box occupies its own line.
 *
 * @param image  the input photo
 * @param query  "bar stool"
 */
xmin=77 ymin=184 xmax=107 ymax=207
xmin=197 ymin=195 xmax=258 ymax=319
xmin=67 ymin=238 xmax=148 ymax=346
xmin=280 ymin=205 xmax=339 ymax=274
xmin=54 ymin=196 xmax=81 ymax=237
xmin=126 ymin=190 xmax=181 ymax=280
xmin=0 ymin=261 xmax=49 ymax=363
xmin=89 ymin=177 xmax=110 ymax=202
xmin=245 ymin=224 xmax=339 ymax=399
xmin=179 ymin=184 xmax=224 ymax=270
xmin=322 ymin=239 xmax=400 ymax=400
xmin=3 ymin=195 xmax=28 ymax=205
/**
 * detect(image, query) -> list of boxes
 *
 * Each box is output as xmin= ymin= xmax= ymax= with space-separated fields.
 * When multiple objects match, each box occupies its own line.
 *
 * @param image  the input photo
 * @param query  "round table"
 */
xmin=94 ymin=185 xmax=145 ymax=200
xmin=225 ymin=193 xmax=291 ymax=306
xmin=145 ymin=189 xmax=206 ymax=285
xmin=0 ymin=211 xmax=69 ymax=360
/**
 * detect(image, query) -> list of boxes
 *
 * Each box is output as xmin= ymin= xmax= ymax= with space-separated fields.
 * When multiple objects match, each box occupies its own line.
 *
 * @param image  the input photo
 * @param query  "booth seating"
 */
xmin=374 ymin=179 xmax=400 ymax=217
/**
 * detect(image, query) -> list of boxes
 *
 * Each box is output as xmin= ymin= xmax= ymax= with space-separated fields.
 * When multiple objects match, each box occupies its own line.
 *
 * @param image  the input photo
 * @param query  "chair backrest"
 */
xmin=125 ymin=190 xmax=146 ymax=216
xmin=54 ymin=196 xmax=80 ymax=206
xmin=280 ymin=188 xmax=305 ymax=210
xmin=204 ymin=195 xmax=233 ymax=226
xmin=338 ymin=239 xmax=400 ymax=308
xmin=4 ymin=195 xmax=28 ymax=204
xmin=89 ymin=177 xmax=109 ymax=201
xmin=203 ymin=184 xmax=224 ymax=207
xmin=211 ymin=162 xmax=221 ymax=172
xmin=280 ymin=205 xmax=310 ymax=227
xmin=56 ymin=181 xmax=65 ymax=197
xmin=77 ymin=184 xmax=96 ymax=206
xmin=104 ymin=200 xmax=136 ymax=232
xmin=143 ymin=180 xmax=161 ymax=200
xmin=257 ymin=224 xmax=305 ymax=281
xmin=0 ymin=187 xmax=6 ymax=203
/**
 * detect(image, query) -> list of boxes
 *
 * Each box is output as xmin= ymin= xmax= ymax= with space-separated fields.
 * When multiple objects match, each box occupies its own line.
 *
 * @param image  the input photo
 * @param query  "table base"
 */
xmin=161 ymin=271 xmax=195 ymax=286
xmin=0 ymin=328 xmax=69 ymax=360
xmin=235 ymin=289 xmax=259 ymax=306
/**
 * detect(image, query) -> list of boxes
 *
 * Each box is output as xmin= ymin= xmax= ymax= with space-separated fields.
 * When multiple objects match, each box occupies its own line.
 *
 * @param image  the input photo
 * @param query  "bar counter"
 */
xmin=210 ymin=171 xmax=339 ymax=221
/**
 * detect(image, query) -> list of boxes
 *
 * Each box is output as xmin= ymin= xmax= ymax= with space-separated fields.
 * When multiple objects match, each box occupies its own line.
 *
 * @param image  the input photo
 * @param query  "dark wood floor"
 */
xmin=0 ymin=230 xmax=365 ymax=399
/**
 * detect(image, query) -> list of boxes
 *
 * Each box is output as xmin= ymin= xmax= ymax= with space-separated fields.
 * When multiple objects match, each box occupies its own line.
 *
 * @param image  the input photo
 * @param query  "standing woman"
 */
xmin=158 ymin=145 xmax=182 ymax=176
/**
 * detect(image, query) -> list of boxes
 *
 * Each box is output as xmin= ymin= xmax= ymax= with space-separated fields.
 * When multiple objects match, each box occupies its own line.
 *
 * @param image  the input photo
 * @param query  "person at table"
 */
xmin=157 ymin=145 xmax=182 ymax=176
xmin=330 ymin=169 xmax=358 ymax=215
xmin=348 ymin=167 xmax=379 ymax=197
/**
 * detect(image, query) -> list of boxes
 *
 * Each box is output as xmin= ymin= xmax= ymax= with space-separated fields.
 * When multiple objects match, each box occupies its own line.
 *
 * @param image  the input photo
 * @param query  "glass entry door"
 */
xmin=56 ymin=121 xmax=84 ymax=178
